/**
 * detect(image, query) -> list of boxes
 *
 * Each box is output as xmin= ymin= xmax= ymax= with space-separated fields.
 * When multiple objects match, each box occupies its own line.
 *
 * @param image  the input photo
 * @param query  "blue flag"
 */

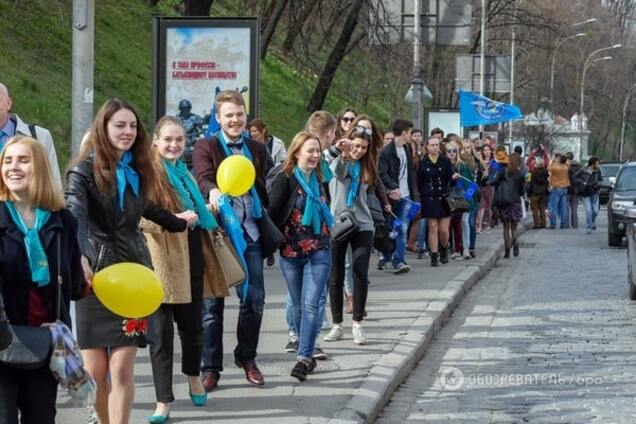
xmin=464 ymin=181 xmax=480 ymax=201
xmin=459 ymin=90 xmax=522 ymax=127
xmin=218 ymin=194 xmax=249 ymax=300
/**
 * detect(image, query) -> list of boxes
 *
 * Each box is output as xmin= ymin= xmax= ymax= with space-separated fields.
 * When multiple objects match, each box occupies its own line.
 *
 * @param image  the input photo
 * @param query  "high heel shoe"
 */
xmin=148 ymin=412 xmax=170 ymax=423
xmin=189 ymin=380 xmax=208 ymax=406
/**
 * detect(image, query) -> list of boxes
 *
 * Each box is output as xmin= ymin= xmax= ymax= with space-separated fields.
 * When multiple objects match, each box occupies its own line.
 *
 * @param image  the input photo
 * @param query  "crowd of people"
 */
xmin=0 ymin=81 xmax=605 ymax=424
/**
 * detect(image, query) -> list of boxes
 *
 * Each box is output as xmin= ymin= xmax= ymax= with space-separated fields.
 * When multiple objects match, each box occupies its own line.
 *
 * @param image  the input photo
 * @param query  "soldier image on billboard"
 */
xmin=177 ymin=99 xmax=205 ymax=167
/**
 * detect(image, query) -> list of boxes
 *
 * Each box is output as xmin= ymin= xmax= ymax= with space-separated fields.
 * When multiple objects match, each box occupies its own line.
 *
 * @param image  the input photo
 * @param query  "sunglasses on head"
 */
xmin=341 ymin=117 xmax=355 ymax=123
xmin=354 ymin=125 xmax=372 ymax=136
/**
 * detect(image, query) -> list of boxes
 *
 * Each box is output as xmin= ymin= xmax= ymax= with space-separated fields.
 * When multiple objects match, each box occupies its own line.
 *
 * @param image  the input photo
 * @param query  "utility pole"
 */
xmin=508 ymin=0 xmax=521 ymax=143
xmin=479 ymin=0 xmax=487 ymax=134
xmin=620 ymin=84 xmax=636 ymax=162
xmin=71 ymin=0 xmax=95 ymax=157
xmin=411 ymin=0 xmax=423 ymax=130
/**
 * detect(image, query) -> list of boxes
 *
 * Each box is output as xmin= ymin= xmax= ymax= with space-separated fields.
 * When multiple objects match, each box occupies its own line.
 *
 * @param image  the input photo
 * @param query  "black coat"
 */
xmin=378 ymin=141 xmax=419 ymax=203
xmin=0 ymin=205 xmax=86 ymax=326
xmin=66 ymin=158 xmax=187 ymax=270
xmin=529 ymin=167 xmax=549 ymax=197
xmin=416 ymin=155 xmax=454 ymax=199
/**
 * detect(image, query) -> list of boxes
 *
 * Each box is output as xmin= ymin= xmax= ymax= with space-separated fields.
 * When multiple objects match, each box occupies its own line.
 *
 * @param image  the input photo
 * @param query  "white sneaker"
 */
xmin=324 ymin=325 xmax=344 ymax=341
xmin=352 ymin=323 xmax=367 ymax=345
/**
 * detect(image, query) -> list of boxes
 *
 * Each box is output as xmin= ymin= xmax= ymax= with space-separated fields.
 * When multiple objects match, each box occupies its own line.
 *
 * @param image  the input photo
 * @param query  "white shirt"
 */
xmin=396 ymin=145 xmax=410 ymax=198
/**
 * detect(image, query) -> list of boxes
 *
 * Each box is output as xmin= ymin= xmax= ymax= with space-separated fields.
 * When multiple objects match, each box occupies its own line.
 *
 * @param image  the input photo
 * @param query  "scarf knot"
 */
xmin=346 ymin=160 xmax=362 ymax=208
xmin=116 ymin=151 xmax=139 ymax=211
xmin=293 ymin=167 xmax=333 ymax=234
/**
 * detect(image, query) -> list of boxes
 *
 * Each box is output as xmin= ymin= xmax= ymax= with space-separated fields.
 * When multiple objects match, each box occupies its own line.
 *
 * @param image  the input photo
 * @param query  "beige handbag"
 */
xmin=202 ymin=229 xmax=246 ymax=298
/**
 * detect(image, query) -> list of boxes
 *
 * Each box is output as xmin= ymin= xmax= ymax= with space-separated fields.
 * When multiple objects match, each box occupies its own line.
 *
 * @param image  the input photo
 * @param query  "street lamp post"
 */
xmin=580 ymin=46 xmax=620 ymax=157
xmin=411 ymin=0 xmax=423 ymax=131
xmin=508 ymin=0 xmax=522 ymax=143
xmin=550 ymin=32 xmax=587 ymax=106
xmin=619 ymin=83 xmax=636 ymax=162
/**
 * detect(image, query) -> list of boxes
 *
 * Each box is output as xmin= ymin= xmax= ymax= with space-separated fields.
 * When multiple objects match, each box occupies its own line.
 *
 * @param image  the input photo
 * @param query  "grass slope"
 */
xmin=1 ymin=0 xmax=405 ymax=167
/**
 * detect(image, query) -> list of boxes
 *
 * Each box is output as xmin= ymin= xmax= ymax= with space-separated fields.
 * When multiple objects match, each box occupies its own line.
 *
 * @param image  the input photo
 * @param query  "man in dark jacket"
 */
xmin=378 ymin=119 xmax=419 ymax=274
xmin=565 ymin=152 xmax=582 ymax=228
xmin=528 ymin=157 xmax=550 ymax=228
xmin=193 ymin=90 xmax=272 ymax=390
xmin=574 ymin=156 xmax=602 ymax=233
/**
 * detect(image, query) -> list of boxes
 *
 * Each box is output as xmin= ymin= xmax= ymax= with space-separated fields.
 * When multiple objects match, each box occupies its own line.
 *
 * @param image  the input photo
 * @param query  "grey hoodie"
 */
xmin=329 ymin=156 xmax=374 ymax=233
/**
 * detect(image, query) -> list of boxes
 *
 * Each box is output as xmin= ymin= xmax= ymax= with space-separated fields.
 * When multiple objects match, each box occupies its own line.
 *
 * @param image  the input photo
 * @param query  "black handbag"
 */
xmin=373 ymin=222 xmax=396 ymax=254
xmin=0 ymin=235 xmax=62 ymax=370
xmin=257 ymin=209 xmax=284 ymax=258
xmin=493 ymin=170 xmax=520 ymax=208
xmin=367 ymin=190 xmax=385 ymax=225
xmin=446 ymin=183 xmax=470 ymax=214
xmin=332 ymin=210 xmax=360 ymax=242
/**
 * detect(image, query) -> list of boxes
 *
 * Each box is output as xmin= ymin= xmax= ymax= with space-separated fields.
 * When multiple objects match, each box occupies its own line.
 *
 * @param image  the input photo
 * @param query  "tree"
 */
xmin=183 ymin=0 xmax=214 ymax=16
xmin=282 ymin=1 xmax=318 ymax=52
xmin=306 ymin=0 xmax=365 ymax=112
xmin=261 ymin=0 xmax=289 ymax=59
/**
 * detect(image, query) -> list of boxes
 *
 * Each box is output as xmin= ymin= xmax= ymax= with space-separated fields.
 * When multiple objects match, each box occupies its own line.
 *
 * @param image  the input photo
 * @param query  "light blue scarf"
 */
xmin=346 ymin=160 xmax=362 ymax=208
xmin=293 ymin=167 xmax=333 ymax=234
xmin=163 ymin=159 xmax=218 ymax=230
xmin=5 ymin=201 xmax=51 ymax=287
xmin=320 ymin=158 xmax=333 ymax=183
xmin=116 ymin=151 xmax=139 ymax=211
xmin=216 ymin=131 xmax=263 ymax=219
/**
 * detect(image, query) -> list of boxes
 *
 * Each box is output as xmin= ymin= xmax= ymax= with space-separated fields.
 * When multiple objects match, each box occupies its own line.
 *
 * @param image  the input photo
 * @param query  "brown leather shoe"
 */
xmin=201 ymin=371 xmax=219 ymax=392
xmin=235 ymin=360 xmax=265 ymax=386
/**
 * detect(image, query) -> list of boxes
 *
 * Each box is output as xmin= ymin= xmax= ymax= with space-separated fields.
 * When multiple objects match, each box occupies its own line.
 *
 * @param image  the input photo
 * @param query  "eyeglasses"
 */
xmin=447 ymin=148 xmax=458 ymax=153
xmin=354 ymin=125 xmax=372 ymax=136
xmin=341 ymin=117 xmax=355 ymax=123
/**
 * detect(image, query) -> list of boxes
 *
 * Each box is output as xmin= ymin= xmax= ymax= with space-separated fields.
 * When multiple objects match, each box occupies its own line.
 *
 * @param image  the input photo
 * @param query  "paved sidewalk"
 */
xmin=57 ymin=224 xmax=525 ymax=423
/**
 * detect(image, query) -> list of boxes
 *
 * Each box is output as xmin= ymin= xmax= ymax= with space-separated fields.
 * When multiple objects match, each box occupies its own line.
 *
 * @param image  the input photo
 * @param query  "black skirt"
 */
xmin=421 ymin=196 xmax=451 ymax=219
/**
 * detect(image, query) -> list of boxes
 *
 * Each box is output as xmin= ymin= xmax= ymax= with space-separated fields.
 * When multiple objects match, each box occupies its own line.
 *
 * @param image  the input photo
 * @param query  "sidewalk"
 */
xmin=57 ymin=224 xmax=526 ymax=423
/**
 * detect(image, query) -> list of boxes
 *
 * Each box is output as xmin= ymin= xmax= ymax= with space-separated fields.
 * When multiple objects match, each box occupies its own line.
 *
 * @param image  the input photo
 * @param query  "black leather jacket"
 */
xmin=66 ymin=158 xmax=187 ymax=271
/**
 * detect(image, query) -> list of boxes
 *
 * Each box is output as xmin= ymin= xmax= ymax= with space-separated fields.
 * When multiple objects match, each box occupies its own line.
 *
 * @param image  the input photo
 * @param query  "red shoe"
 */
xmin=201 ymin=371 xmax=219 ymax=392
xmin=235 ymin=360 xmax=265 ymax=387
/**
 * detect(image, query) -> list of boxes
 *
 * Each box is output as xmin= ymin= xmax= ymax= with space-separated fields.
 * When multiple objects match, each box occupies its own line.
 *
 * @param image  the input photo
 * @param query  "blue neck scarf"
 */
xmin=293 ymin=167 xmax=333 ymax=234
xmin=346 ymin=160 xmax=362 ymax=208
xmin=320 ymin=158 xmax=333 ymax=183
xmin=217 ymin=131 xmax=263 ymax=219
xmin=5 ymin=202 xmax=51 ymax=287
xmin=116 ymin=151 xmax=139 ymax=211
xmin=163 ymin=159 xmax=218 ymax=230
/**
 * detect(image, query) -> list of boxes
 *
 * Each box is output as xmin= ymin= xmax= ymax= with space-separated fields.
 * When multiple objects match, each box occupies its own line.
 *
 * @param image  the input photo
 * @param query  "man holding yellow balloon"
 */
xmin=192 ymin=90 xmax=273 ymax=390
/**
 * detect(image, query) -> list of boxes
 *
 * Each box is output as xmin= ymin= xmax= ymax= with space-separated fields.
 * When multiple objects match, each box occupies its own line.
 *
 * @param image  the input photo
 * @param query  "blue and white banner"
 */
xmin=459 ymin=90 xmax=522 ymax=127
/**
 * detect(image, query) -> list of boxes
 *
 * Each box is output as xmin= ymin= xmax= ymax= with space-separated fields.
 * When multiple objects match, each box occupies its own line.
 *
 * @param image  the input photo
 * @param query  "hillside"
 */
xmin=0 ymin=0 xmax=407 ymax=167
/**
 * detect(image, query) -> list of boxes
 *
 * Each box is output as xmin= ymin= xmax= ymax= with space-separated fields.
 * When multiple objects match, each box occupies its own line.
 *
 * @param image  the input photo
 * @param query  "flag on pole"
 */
xmin=459 ymin=90 xmax=522 ymax=127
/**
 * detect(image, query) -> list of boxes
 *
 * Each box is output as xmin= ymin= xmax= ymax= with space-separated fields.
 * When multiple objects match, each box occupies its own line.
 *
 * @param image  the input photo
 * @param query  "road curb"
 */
xmin=328 ymin=221 xmax=532 ymax=423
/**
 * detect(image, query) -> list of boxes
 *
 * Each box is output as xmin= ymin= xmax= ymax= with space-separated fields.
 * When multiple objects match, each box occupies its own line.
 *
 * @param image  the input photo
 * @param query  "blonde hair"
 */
xmin=305 ymin=111 xmax=337 ymax=141
xmin=281 ymin=132 xmax=323 ymax=181
xmin=0 ymin=136 xmax=65 ymax=211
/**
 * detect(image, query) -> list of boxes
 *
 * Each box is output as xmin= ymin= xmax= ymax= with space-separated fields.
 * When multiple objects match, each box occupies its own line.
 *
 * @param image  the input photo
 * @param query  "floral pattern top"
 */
xmin=280 ymin=187 xmax=331 ymax=258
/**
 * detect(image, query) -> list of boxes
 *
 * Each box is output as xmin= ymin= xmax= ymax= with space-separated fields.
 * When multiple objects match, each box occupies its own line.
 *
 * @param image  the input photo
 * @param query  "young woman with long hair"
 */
xmin=476 ymin=143 xmax=494 ymax=233
xmin=324 ymin=127 xmax=377 ymax=345
xmin=0 ymin=136 xmax=88 ymax=424
xmin=447 ymin=140 xmax=472 ymax=260
xmin=335 ymin=107 xmax=357 ymax=140
xmin=460 ymin=139 xmax=480 ymax=258
xmin=66 ymin=99 xmax=196 ymax=424
xmin=417 ymin=136 xmax=460 ymax=266
xmin=142 ymin=116 xmax=214 ymax=423
xmin=269 ymin=132 xmax=333 ymax=381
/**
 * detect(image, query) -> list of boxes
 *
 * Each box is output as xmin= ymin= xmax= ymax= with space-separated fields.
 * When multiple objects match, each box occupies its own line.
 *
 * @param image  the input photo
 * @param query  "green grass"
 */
xmin=0 ymin=0 xmax=407 ymax=167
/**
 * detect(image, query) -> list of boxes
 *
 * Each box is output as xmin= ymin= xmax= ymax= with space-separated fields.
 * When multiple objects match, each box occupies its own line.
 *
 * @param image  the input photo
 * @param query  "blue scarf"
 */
xmin=293 ymin=167 xmax=334 ymax=234
xmin=346 ymin=160 xmax=362 ymax=208
xmin=163 ymin=159 xmax=218 ymax=230
xmin=320 ymin=158 xmax=333 ymax=183
xmin=116 ymin=151 xmax=139 ymax=211
xmin=5 ymin=202 xmax=51 ymax=287
xmin=216 ymin=131 xmax=263 ymax=219
xmin=218 ymin=194 xmax=249 ymax=300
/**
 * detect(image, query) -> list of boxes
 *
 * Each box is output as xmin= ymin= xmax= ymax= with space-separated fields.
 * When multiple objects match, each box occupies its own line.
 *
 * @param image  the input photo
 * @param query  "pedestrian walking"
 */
xmin=547 ymin=153 xmax=570 ymax=229
xmin=476 ymin=143 xmax=494 ymax=233
xmin=269 ymin=132 xmax=333 ymax=381
xmin=528 ymin=157 xmax=549 ymax=229
xmin=565 ymin=152 xmax=581 ymax=228
xmin=574 ymin=157 xmax=602 ymax=234
xmin=66 ymin=99 xmax=192 ymax=424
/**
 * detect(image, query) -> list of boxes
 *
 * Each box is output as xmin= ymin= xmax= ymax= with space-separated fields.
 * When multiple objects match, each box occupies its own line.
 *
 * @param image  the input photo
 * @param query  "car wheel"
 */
xmin=609 ymin=229 xmax=622 ymax=247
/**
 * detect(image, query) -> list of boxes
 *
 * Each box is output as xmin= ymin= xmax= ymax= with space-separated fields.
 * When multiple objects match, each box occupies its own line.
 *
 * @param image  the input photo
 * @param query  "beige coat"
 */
xmin=141 ymin=218 xmax=192 ymax=304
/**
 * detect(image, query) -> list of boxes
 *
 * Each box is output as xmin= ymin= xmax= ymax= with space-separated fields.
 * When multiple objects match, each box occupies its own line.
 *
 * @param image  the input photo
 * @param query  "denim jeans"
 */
xmin=468 ymin=208 xmax=477 ymax=250
xmin=383 ymin=197 xmax=411 ymax=266
xmin=416 ymin=218 xmax=427 ymax=250
xmin=581 ymin=194 xmax=599 ymax=230
xmin=568 ymin=194 xmax=579 ymax=228
xmin=548 ymin=188 xmax=569 ymax=228
xmin=461 ymin=212 xmax=470 ymax=253
xmin=279 ymin=249 xmax=332 ymax=361
xmin=201 ymin=239 xmax=264 ymax=374
xmin=344 ymin=246 xmax=354 ymax=296
xmin=286 ymin=267 xmax=328 ymax=336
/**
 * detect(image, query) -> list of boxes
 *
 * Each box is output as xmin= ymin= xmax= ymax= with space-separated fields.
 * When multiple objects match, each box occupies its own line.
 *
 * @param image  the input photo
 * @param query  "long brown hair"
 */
xmin=281 ymin=132 xmax=324 ymax=181
xmin=0 ymin=136 xmax=65 ymax=211
xmin=344 ymin=114 xmax=383 ymax=160
xmin=150 ymin=115 xmax=186 ymax=212
xmin=345 ymin=130 xmax=377 ymax=184
xmin=508 ymin=152 xmax=521 ymax=174
xmin=74 ymin=98 xmax=163 ymax=205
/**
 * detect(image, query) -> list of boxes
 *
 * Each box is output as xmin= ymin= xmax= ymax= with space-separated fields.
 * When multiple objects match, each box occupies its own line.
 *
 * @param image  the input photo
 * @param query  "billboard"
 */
xmin=427 ymin=109 xmax=461 ymax=137
xmin=455 ymin=55 xmax=512 ymax=94
xmin=152 ymin=17 xmax=260 ymax=126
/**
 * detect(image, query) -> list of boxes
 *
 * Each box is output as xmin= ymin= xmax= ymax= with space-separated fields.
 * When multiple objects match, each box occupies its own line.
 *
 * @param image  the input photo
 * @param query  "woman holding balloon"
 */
xmin=139 ymin=116 xmax=219 ymax=423
xmin=269 ymin=132 xmax=333 ymax=381
xmin=66 ymin=99 xmax=197 ymax=424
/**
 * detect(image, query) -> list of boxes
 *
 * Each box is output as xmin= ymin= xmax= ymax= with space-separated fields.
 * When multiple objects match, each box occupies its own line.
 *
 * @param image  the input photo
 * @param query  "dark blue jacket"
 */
xmin=0 ymin=203 xmax=86 ymax=327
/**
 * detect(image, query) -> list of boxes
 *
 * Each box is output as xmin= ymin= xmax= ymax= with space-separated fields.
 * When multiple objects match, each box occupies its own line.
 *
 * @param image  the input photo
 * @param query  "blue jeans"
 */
xmin=469 ymin=208 xmax=477 ymax=250
xmin=201 ymin=239 xmax=264 ymax=374
xmin=416 ymin=218 xmax=427 ymax=250
xmin=286 ymin=268 xmax=328 ymax=336
xmin=581 ymin=194 xmax=599 ymax=230
xmin=279 ymin=250 xmax=332 ymax=361
xmin=383 ymin=197 xmax=411 ymax=266
xmin=548 ymin=188 xmax=569 ymax=228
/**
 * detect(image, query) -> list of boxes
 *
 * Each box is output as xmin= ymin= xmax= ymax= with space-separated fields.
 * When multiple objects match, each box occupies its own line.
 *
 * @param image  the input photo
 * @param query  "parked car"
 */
xmin=607 ymin=162 xmax=636 ymax=247
xmin=599 ymin=162 xmax=622 ymax=205
xmin=625 ymin=207 xmax=636 ymax=299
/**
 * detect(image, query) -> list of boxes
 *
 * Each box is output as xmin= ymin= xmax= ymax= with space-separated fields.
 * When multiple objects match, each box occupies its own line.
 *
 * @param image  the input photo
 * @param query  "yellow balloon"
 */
xmin=92 ymin=263 xmax=163 ymax=318
xmin=216 ymin=156 xmax=256 ymax=197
